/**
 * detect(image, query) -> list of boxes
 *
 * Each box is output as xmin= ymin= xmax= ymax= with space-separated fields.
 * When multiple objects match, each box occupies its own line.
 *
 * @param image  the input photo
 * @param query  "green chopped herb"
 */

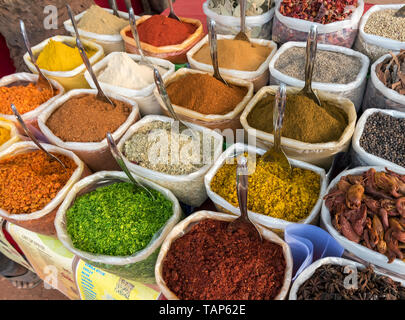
xmin=66 ymin=182 xmax=173 ymax=256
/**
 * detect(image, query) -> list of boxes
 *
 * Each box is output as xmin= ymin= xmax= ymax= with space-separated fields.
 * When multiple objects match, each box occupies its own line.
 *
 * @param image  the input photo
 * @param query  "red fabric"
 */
xmin=2 ymin=223 xmax=24 ymax=256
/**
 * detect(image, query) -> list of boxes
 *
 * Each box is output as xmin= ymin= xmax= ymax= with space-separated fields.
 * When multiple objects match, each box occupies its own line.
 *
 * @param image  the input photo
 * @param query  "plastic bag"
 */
xmin=269 ymin=42 xmax=369 ymax=111
xmin=37 ymin=89 xmax=140 ymax=172
xmin=272 ymin=0 xmax=364 ymax=47
xmin=354 ymin=4 xmax=405 ymax=64
xmin=187 ymin=34 xmax=277 ymax=92
xmin=84 ymin=53 xmax=175 ymax=116
xmin=321 ymin=166 xmax=405 ymax=276
xmin=0 ymin=141 xmax=89 ymax=236
xmin=0 ymin=73 xmax=65 ymax=137
xmin=240 ymin=86 xmax=357 ymax=169
xmin=351 ymin=108 xmax=405 ymax=171
xmin=155 ymin=210 xmax=293 ymax=300
xmin=55 ymin=171 xmax=182 ymax=283
xmin=64 ymin=8 xmax=131 ymax=54
xmin=120 ymin=16 xmax=204 ymax=64
xmin=117 ymin=115 xmax=224 ymax=207
xmin=23 ymin=36 xmax=104 ymax=91
xmin=289 ymin=257 xmax=405 ymax=300
xmin=0 ymin=120 xmax=20 ymax=153
xmin=362 ymin=53 xmax=405 ymax=113
xmin=204 ymin=143 xmax=327 ymax=233
xmin=203 ymin=1 xmax=275 ymax=40
xmin=153 ymin=68 xmax=254 ymax=132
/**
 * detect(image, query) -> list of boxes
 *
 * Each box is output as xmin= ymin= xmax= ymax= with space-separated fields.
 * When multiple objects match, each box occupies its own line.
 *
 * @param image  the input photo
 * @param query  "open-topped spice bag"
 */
xmin=121 ymin=14 xmax=204 ymax=64
xmin=155 ymin=210 xmax=293 ymax=300
xmin=37 ymin=89 xmax=140 ymax=172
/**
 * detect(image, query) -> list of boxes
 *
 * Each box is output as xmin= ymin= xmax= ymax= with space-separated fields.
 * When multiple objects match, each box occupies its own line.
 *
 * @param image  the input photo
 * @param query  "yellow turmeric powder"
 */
xmin=0 ymin=126 xmax=10 ymax=146
xmin=36 ymin=40 xmax=96 ymax=72
xmin=210 ymin=153 xmax=321 ymax=222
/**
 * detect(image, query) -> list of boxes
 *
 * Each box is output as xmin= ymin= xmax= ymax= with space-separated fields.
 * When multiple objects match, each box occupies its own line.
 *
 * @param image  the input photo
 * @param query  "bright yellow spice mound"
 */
xmin=0 ymin=127 xmax=10 ymax=146
xmin=210 ymin=154 xmax=321 ymax=222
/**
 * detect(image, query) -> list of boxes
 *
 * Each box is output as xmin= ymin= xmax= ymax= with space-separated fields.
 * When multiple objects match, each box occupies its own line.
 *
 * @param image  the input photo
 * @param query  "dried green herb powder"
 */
xmin=66 ymin=182 xmax=173 ymax=256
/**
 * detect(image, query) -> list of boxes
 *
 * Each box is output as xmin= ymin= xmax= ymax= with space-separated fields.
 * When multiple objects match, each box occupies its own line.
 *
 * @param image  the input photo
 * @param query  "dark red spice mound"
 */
xmin=133 ymin=15 xmax=197 ymax=47
xmin=162 ymin=219 xmax=286 ymax=300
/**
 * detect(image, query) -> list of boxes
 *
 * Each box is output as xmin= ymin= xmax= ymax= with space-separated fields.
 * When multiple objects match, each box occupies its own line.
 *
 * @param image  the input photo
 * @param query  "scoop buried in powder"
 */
xmin=97 ymin=52 xmax=167 ymax=90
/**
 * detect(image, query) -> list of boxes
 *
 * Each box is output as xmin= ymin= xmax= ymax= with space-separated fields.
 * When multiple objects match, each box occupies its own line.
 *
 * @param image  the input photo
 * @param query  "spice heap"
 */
xmin=297 ymin=264 xmax=405 ymax=300
xmin=375 ymin=50 xmax=405 ymax=95
xmin=162 ymin=218 xmax=286 ymax=300
xmin=166 ymin=73 xmax=247 ymax=115
xmin=97 ymin=52 xmax=167 ymax=90
xmin=0 ymin=150 xmax=76 ymax=214
xmin=208 ymin=0 xmax=272 ymax=16
xmin=364 ymin=9 xmax=405 ymax=42
xmin=193 ymin=39 xmax=272 ymax=72
xmin=360 ymin=113 xmax=405 ymax=168
xmin=274 ymin=47 xmax=362 ymax=84
xmin=77 ymin=5 xmax=128 ymax=35
xmin=37 ymin=40 xmax=96 ymax=72
xmin=0 ymin=127 xmax=10 ymax=146
xmin=279 ymin=0 xmax=358 ymax=24
xmin=247 ymin=93 xmax=348 ymax=143
xmin=0 ymin=83 xmax=55 ymax=115
xmin=66 ymin=182 xmax=173 ymax=256
xmin=123 ymin=121 xmax=215 ymax=176
xmin=211 ymin=153 xmax=320 ymax=222
xmin=130 ymin=15 xmax=197 ymax=47
xmin=46 ymin=94 xmax=131 ymax=143
xmin=324 ymin=168 xmax=405 ymax=263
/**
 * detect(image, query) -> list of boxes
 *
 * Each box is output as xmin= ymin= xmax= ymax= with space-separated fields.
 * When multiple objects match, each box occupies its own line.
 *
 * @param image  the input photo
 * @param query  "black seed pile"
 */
xmin=359 ymin=112 xmax=405 ymax=167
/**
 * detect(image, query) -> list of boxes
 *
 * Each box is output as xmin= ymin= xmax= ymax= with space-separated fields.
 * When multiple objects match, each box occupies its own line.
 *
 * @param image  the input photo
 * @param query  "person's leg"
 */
xmin=0 ymin=252 xmax=41 ymax=289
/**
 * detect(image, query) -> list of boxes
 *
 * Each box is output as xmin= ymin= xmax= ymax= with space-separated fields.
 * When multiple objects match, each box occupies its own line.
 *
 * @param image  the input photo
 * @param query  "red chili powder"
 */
xmin=131 ymin=15 xmax=197 ymax=47
xmin=162 ymin=219 xmax=286 ymax=300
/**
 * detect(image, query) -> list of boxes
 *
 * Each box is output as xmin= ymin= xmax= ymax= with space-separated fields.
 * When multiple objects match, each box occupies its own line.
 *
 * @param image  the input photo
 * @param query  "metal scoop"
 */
xmin=106 ymin=132 xmax=155 ymax=200
xmin=207 ymin=18 xmax=229 ymax=86
xmin=296 ymin=24 xmax=321 ymax=107
xmin=227 ymin=156 xmax=262 ymax=241
xmin=167 ymin=0 xmax=181 ymax=22
xmin=262 ymin=84 xmax=292 ymax=174
xmin=109 ymin=0 xmax=120 ymax=17
xmin=67 ymin=4 xmax=115 ymax=107
xmin=11 ymin=104 xmax=67 ymax=170
xmin=20 ymin=20 xmax=54 ymax=96
xmin=395 ymin=6 xmax=405 ymax=18
xmin=234 ymin=0 xmax=250 ymax=43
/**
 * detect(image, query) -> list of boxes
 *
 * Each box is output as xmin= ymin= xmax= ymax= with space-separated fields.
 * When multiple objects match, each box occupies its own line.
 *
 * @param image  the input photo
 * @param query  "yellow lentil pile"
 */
xmin=0 ymin=127 xmax=10 ymax=146
xmin=210 ymin=154 xmax=321 ymax=222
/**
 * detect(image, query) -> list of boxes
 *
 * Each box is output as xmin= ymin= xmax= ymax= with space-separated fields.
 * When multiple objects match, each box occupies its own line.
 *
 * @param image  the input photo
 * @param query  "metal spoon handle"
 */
xmin=240 ymin=0 xmax=246 ymax=34
xmin=11 ymin=104 xmax=66 ymax=169
xmin=273 ymin=83 xmax=286 ymax=152
xmin=395 ymin=5 xmax=405 ymax=17
xmin=304 ymin=25 xmax=318 ymax=93
xmin=207 ymin=18 xmax=228 ymax=86
xmin=107 ymin=132 xmax=155 ymax=199
xmin=110 ymin=0 xmax=120 ymax=17
xmin=237 ymin=156 xmax=249 ymax=220
xmin=153 ymin=68 xmax=180 ymax=122
xmin=167 ymin=0 xmax=180 ymax=21
xmin=128 ymin=7 xmax=147 ymax=62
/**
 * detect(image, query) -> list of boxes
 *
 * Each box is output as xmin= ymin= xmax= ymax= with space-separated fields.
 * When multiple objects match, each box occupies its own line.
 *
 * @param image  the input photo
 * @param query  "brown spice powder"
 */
xmin=46 ymin=94 xmax=131 ymax=142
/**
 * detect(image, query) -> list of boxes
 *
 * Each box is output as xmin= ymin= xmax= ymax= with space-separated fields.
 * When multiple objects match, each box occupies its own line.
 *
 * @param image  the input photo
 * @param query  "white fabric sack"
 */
xmin=240 ymin=86 xmax=357 ymax=169
xmin=321 ymin=166 xmax=405 ymax=276
xmin=117 ymin=115 xmax=224 ymax=207
xmin=269 ymin=41 xmax=369 ymax=111
xmin=37 ymin=89 xmax=140 ymax=172
xmin=0 ymin=72 xmax=64 ymax=137
xmin=289 ymin=257 xmax=405 ymax=300
xmin=0 ymin=141 xmax=87 ymax=236
xmin=155 ymin=210 xmax=293 ymax=300
xmin=362 ymin=53 xmax=405 ymax=112
xmin=84 ymin=52 xmax=175 ymax=116
xmin=0 ymin=120 xmax=20 ymax=153
xmin=55 ymin=171 xmax=182 ymax=283
xmin=272 ymin=0 xmax=364 ymax=47
xmin=203 ymin=1 xmax=275 ymax=40
xmin=204 ymin=143 xmax=326 ymax=232
xmin=354 ymin=4 xmax=405 ymax=63
xmin=187 ymin=34 xmax=277 ymax=92
xmin=64 ymin=8 xmax=133 ymax=54
xmin=352 ymin=108 xmax=405 ymax=171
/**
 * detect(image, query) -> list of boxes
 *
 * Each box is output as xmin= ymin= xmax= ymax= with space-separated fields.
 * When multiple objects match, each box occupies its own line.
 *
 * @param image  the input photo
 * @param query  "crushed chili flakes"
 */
xmin=162 ymin=219 xmax=286 ymax=300
xmin=279 ymin=0 xmax=358 ymax=24
xmin=0 ymin=150 xmax=77 ymax=214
